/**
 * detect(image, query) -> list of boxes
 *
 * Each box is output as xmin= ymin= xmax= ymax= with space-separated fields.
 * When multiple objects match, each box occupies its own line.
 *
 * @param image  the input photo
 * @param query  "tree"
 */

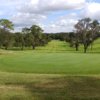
xmin=0 ymin=29 xmax=13 ymax=50
xmin=22 ymin=27 xmax=30 ymax=34
xmin=14 ymin=32 xmax=25 ymax=50
xmin=30 ymin=25 xmax=43 ymax=49
xmin=74 ymin=33 xmax=80 ymax=51
xmin=68 ymin=33 xmax=75 ymax=47
xmin=0 ymin=19 xmax=14 ymax=50
xmin=90 ymin=20 xmax=100 ymax=50
xmin=21 ymin=25 xmax=49 ymax=50
xmin=74 ymin=18 xmax=92 ymax=53
xmin=24 ymin=33 xmax=34 ymax=47
xmin=39 ymin=34 xmax=49 ymax=46
xmin=22 ymin=27 xmax=34 ymax=48
xmin=0 ymin=19 xmax=14 ymax=31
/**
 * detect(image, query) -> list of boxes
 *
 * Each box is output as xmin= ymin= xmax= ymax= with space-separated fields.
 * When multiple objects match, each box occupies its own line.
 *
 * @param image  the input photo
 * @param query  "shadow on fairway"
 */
xmin=25 ymin=76 xmax=100 ymax=100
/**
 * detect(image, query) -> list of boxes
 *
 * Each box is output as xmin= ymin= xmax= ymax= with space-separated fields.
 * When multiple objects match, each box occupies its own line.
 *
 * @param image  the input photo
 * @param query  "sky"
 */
xmin=0 ymin=0 xmax=100 ymax=33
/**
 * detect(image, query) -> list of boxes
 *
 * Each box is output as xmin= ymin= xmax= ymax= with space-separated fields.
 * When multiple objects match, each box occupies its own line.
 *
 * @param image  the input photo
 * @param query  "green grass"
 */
xmin=90 ymin=38 xmax=100 ymax=52
xmin=0 ymin=52 xmax=100 ymax=74
xmin=35 ymin=40 xmax=74 ymax=52
xmin=0 ymin=40 xmax=100 ymax=74
xmin=0 ymin=39 xmax=100 ymax=100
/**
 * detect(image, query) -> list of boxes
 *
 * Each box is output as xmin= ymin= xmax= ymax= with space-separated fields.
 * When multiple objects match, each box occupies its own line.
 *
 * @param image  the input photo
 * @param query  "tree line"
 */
xmin=0 ymin=19 xmax=51 ymax=50
xmin=47 ymin=18 xmax=100 ymax=53
xmin=0 ymin=18 xmax=100 ymax=52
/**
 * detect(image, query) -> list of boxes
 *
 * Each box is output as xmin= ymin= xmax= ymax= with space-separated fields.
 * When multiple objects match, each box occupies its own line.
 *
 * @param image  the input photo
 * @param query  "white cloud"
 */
xmin=0 ymin=12 xmax=3 ymax=16
xmin=11 ymin=12 xmax=47 ymax=32
xmin=82 ymin=2 xmax=100 ymax=20
xmin=1 ymin=0 xmax=100 ymax=33
xmin=19 ymin=0 xmax=86 ymax=13
xmin=44 ymin=13 xmax=78 ymax=33
xmin=11 ymin=0 xmax=86 ymax=32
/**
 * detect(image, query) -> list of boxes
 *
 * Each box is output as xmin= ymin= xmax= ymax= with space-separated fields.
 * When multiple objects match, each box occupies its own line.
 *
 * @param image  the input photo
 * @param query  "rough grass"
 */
xmin=0 ymin=72 xmax=100 ymax=100
xmin=0 ymin=39 xmax=100 ymax=100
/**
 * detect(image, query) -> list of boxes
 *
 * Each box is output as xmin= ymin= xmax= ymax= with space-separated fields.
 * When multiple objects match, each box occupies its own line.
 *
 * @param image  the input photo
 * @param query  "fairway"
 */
xmin=0 ymin=40 xmax=100 ymax=75
xmin=0 ymin=40 xmax=100 ymax=100
xmin=1 ymin=1 xmax=100 ymax=99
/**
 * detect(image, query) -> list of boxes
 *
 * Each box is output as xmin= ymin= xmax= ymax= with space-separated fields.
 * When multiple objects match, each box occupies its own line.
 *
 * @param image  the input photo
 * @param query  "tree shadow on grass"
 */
xmin=25 ymin=76 xmax=100 ymax=100
xmin=2 ymin=75 xmax=100 ymax=100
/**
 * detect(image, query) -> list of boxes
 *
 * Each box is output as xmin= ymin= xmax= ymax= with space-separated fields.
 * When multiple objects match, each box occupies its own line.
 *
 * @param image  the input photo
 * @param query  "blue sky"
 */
xmin=0 ymin=0 xmax=100 ymax=33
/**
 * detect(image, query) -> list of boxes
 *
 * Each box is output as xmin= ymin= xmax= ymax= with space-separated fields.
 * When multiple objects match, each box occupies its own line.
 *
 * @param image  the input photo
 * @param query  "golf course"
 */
xmin=1 ymin=0 xmax=100 ymax=99
xmin=0 ymin=40 xmax=100 ymax=100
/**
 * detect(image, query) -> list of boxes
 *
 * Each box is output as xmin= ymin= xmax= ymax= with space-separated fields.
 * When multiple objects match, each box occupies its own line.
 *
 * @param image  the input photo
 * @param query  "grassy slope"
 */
xmin=0 ymin=39 xmax=100 ymax=100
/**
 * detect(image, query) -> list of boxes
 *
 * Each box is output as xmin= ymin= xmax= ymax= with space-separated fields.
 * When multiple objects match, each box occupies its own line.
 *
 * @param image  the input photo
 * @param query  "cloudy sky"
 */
xmin=0 ymin=0 xmax=100 ymax=33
